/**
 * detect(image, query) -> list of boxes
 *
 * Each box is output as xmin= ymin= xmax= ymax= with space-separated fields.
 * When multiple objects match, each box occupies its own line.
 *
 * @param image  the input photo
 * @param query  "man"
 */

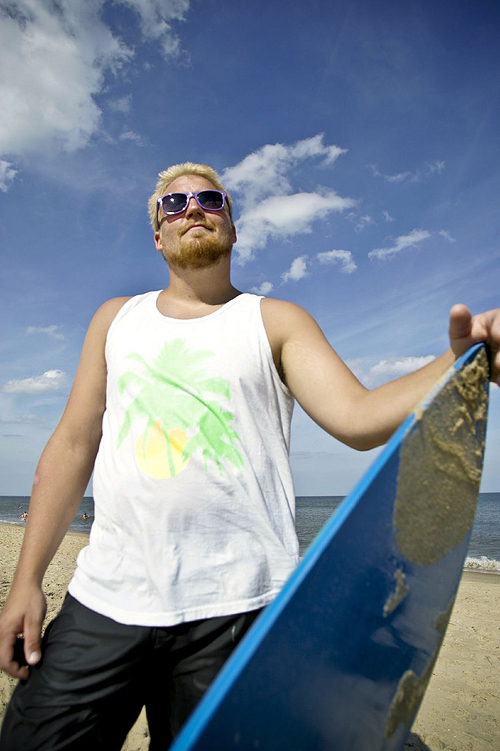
xmin=0 ymin=162 xmax=498 ymax=750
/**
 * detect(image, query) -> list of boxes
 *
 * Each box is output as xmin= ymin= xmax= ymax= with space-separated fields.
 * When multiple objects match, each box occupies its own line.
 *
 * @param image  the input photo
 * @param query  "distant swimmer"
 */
xmin=20 ymin=512 xmax=27 ymax=521
xmin=82 ymin=513 xmax=89 ymax=521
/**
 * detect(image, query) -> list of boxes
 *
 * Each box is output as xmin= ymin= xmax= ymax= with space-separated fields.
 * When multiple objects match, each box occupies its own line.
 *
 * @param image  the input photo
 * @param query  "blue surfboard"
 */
xmin=170 ymin=343 xmax=490 ymax=751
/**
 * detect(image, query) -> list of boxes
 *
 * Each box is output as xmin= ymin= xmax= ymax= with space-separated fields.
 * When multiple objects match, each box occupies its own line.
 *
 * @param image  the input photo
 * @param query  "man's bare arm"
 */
xmin=0 ymin=297 xmax=129 ymax=680
xmin=262 ymin=299 xmax=499 ymax=451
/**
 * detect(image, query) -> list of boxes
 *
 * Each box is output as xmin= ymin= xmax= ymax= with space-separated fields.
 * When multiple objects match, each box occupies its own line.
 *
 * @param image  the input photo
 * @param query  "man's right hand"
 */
xmin=0 ymin=585 xmax=47 ymax=679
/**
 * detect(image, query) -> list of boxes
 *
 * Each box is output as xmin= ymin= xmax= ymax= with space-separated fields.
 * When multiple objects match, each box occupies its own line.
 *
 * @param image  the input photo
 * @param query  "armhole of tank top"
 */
xmin=256 ymin=297 xmax=293 ymax=400
xmin=104 ymin=291 xmax=158 ymax=361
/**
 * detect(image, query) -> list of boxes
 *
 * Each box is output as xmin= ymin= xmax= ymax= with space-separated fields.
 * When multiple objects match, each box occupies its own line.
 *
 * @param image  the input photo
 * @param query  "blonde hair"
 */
xmin=148 ymin=162 xmax=233 ymax=231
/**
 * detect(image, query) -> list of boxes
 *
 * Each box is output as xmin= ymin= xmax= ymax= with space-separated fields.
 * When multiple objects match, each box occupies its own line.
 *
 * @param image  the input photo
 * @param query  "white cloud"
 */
xmin=223 ymin=134 xmax=347 ymax=205
xmin=0 ymin=160 xmax=18 ymax=191
xmin=281 ymin=256 xmax=308 ymax=283
xmin=369 ymin=356 xmax=436 ymax=380
xmin=370 ymin=166 xmax=412 ymax=183
xmin=383 ymin=210 xmax=395 ymax=223
xmin=290 ymin=134 xmax=346 ymax=165
xmin=348 ymin=355 xmax=438 ymax=385
xmin=118 ymin=0 xmax=190 ymax=58
xmin=26 ymin=325 xmax=65 ymax=340
xmin=370 ymin=161 xmax=445 ymax=184
xmin=439 ymin=229 xmax=456 ymax=243
xmin=222 ymin=135 xmax=354 ymax=262
xmin=317 ymin=249 xmax=357 ymax=274
xmin=250 ymin=281 xmax=274 ymax=295
xmin=2 ymin=369 xmax=67 ymax=394
xmin=108 ymin=94 xmax=133 ymax=113
xmin=369 ymin=229 xmax=432 ymax=260
xmin=119 ymin=130 xmax=144 ymax=144
xmin=0 ymin=1 xmax=189 ymax=183
xmin=224 ymin=143 xmax=294 ymax=203
xmin=427 ymin=161 xmax=445 ymax=174
xmin=0 ymin=1 xmax=130 ymax=160
xmin=355 ymin=214 xmax=375 ymax=233
xmin=235 ymin=191 xmax=355 ymax=263
xmin=0 ymin=413 xmax=44 ymax=425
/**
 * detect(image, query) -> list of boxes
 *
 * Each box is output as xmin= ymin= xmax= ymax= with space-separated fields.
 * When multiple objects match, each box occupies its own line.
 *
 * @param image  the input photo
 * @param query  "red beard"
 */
xmin=162 ymin=224 xmax=234 ymax=270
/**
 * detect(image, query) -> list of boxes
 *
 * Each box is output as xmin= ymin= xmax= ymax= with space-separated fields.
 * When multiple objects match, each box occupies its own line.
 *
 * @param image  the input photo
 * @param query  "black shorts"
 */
xmin=0 ymin=594 xmax=262 ymax=751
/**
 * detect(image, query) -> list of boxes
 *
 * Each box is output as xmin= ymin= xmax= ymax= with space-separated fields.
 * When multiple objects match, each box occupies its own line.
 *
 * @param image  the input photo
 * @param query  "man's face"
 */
xmin=155 ymin=175 xmax=236 ymax=270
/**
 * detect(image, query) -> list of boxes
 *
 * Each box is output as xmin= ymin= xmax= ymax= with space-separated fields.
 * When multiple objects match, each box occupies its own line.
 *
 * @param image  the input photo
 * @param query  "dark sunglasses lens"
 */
xmin=162 ymin=193 xmax=188 ymax=213
xmin=198 ymin=191 xmax=224 ymax=210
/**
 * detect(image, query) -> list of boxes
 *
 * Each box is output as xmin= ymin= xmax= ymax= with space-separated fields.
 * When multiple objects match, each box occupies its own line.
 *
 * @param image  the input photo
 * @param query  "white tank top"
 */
xmin=69 ymin=292 xmax=298 ymax=626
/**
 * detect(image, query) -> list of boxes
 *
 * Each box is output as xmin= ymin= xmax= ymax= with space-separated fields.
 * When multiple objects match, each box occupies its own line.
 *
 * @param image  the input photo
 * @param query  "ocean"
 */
xmin=296 ymin=493 xmax=500 ymax=572
xmin=1 ymin=493 xmax=499 ymax=573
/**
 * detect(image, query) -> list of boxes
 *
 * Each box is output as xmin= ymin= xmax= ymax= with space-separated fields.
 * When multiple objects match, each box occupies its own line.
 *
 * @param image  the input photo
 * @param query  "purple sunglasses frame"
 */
xmin=156 ymin=190 xmax=229 ymax=228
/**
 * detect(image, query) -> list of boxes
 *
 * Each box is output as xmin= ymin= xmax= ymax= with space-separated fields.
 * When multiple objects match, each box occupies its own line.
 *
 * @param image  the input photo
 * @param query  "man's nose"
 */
xmin=185 ymin=196 xmax=204 ymax=218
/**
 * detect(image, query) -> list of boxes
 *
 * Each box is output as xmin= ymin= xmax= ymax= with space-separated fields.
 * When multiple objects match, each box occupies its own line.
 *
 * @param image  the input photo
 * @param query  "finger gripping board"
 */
xmin=170 ymin=344 xmax=489 ymax=751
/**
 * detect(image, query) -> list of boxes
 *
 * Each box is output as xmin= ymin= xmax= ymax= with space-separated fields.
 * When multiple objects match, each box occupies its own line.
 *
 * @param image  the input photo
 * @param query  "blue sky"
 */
xmin=1 ymin=0 xmax=499 ymax=496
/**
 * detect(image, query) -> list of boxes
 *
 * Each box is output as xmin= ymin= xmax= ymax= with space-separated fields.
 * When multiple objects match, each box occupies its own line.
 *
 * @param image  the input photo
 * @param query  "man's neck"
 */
xmin=157 ymin=259 xmax=241 ymax=319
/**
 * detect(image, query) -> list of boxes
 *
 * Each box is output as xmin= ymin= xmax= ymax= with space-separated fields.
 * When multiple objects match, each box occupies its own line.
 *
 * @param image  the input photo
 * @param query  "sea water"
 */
xmin=295 ymin=493 xmax=500 ymax=572
xmin=1 ymin=493 xmax=499 ymax=572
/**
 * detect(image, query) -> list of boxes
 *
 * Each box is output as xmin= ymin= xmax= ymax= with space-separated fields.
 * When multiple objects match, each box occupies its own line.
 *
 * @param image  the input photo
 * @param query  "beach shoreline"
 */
xmin=0 ymin=522 xmax=498 ymax=749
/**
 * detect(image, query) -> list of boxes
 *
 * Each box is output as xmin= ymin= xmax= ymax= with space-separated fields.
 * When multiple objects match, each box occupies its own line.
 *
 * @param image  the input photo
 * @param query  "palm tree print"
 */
xmin=116 ymin=339 xmax=244 ymax=479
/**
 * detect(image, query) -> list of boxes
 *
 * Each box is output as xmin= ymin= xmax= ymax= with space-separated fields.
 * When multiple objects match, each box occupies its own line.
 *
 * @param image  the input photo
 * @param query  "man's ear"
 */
xmin=154 ymin=232 xmax=163 ymax=253
xmin=232 ymin=224 xmax=237 ymax=243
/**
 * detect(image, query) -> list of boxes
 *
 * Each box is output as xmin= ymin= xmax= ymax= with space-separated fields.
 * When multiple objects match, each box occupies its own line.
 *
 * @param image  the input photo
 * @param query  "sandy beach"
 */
xmin=0 ymin=522 xmax=498 ymax=750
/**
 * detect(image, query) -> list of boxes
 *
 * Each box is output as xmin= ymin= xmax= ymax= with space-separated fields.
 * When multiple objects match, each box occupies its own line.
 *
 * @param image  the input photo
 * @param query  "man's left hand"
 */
xmin=449 ymin=304 xmax=500 ymax=384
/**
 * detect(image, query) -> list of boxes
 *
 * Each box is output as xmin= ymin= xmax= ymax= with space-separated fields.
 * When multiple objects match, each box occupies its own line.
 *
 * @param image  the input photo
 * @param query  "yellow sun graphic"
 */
xmin=135 ymin=420 xmax=190 ymax=479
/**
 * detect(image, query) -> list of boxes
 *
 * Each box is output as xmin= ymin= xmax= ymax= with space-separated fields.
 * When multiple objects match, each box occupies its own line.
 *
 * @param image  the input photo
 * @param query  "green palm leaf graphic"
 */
xmin=116 ymin=339 xmax=243 ymax=478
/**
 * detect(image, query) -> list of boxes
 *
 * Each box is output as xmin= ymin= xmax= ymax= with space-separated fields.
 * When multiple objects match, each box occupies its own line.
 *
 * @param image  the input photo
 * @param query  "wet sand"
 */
xmin=0 ymin=523 xmax=498 ymax=750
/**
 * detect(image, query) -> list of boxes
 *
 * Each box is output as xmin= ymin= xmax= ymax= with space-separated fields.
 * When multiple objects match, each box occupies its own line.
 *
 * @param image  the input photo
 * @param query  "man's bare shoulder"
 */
xmin=259 ymin=298 xmax=325 ymax=360
xmin=95 ymin=295 xmax=133 ymax=319
xmin=260 ymin=296 xmax=312 ymax=319
xmin=78 ymin=297 xmax=134 ymax=356
xmin=260 ymin=296 xmax=318 ymax=333
xmin=90 ymin=296 xmax=133 ymax=330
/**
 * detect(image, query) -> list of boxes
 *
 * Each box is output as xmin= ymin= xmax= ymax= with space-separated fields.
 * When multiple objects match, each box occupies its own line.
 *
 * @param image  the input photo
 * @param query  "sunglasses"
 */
xmin=156 ymin=190 xmax=228 ymax=228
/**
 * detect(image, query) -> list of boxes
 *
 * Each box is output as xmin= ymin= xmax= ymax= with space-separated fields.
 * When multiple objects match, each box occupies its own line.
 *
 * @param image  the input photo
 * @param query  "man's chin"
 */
xmin=168 ymin=243 xmax=232 ymax=270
